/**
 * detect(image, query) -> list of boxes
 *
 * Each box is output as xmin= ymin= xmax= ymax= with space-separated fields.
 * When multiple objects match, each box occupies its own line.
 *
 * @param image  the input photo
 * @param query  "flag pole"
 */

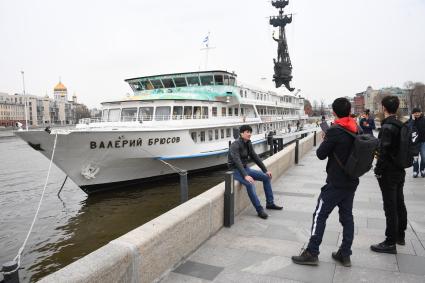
xmin=21 ymin=70 xmax=28 ymax=131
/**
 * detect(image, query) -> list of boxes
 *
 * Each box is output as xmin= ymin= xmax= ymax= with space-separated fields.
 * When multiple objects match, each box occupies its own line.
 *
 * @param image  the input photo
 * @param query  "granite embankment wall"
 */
xmin=39 ymin=131 xmax=322 ymax=283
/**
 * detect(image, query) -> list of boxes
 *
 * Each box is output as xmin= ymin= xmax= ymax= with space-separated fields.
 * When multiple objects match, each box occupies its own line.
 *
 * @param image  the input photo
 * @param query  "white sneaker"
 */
xmin=413 ymin=172 xmax=418 ymax=178
xmin=421 ymin=170 xmax=425 ymax=177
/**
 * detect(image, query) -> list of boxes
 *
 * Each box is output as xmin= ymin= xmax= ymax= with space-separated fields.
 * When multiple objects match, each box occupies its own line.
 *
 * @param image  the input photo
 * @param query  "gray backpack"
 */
xmin=333 ymin=126 xmax=379 ymax=178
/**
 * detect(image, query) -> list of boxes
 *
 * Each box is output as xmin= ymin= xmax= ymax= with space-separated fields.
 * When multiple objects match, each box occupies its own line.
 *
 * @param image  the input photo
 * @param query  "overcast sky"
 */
xmin=1 ymin=0 xmax=424 ymax=108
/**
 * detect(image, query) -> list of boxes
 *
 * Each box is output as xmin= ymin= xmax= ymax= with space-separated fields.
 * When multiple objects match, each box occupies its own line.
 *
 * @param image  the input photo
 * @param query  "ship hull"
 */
xmin=15 ymin=129 xmax=286 ymax=194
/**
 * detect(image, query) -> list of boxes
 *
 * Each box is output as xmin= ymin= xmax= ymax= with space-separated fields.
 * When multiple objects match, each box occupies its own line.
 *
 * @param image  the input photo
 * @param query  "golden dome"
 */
xmin=54 ymin=81 xmax=67 ymax=91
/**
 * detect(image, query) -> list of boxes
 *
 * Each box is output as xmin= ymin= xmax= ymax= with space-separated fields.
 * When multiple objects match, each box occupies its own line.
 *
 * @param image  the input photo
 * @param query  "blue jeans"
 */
xmin=307 ymin=184 xmax=355 ymax=257
xmin=413 ymin=142 xmax=425 ymax=174
xmin=233 ymin=168 xmax=274 ymax=213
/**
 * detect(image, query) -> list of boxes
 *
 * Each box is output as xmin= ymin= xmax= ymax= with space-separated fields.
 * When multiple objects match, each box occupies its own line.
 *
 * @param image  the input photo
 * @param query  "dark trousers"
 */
xmin=307 ymin=183 xmax=356 ymax=257
xmin=377 ymin=171 xmax=407 ymax=244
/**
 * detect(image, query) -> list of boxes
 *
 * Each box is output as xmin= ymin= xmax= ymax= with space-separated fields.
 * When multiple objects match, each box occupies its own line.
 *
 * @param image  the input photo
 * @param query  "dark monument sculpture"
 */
xmin=270 ymin=0 xmax=295 ymax=91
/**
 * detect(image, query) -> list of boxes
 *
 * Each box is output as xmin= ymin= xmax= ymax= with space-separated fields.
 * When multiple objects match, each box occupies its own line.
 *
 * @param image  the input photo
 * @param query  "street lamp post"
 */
xmin=21 ymin=70 xmax=28 ymax=131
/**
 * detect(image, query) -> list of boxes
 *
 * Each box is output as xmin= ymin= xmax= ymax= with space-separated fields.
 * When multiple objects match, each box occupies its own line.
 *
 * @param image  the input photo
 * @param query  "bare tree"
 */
xmin=410 ymin=82 xmax=425 ymax=112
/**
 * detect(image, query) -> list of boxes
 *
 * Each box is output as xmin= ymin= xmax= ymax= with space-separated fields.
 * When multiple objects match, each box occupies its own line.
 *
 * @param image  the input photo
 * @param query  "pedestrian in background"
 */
xmin=409 ymin=108 xmax=425 ymax=178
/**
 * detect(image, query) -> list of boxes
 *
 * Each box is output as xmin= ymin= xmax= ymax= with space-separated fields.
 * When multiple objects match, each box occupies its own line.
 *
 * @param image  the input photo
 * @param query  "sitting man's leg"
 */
xmin=233 ymin=169 xmax=268 ymax=219
xmin=246 ymin=167 xmax=282 ymax=210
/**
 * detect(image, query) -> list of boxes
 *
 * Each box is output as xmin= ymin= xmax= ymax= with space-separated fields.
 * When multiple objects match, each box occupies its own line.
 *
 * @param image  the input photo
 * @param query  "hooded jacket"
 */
xmin=317 ymin=117 xmax=359 ymax=190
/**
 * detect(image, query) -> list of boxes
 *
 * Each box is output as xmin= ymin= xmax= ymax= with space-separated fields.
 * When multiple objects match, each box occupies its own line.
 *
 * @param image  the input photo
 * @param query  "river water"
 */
xmin=0 ymin=133 xmax=227 ymax=282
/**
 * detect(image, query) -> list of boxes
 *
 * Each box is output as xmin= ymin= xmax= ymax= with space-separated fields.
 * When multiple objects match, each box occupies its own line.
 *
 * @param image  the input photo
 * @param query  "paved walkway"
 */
xmin=161 ymin=149 xmax=425 ymax=283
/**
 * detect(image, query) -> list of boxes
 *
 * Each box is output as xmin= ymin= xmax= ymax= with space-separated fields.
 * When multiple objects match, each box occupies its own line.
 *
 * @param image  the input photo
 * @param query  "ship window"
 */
xmin=215 ymin=129 xmax=219 ymax=139
xmin=208 ymin=129 xmax=213 ymax=141
xmin=221 ymin=129 xmax=224 ymax=139
xmin=193 ymin=106 xmax=202 ymax=119
xmin=121 ymin=107 xmax=137 ymax=122
xmin=212 ymin=107 xmax=217 ymax=117
xmin=200 ymin=75 xmax=214 ymax=86
xmin=240 ymin=90 xmax=243 ymax=96
xmin=228 ymin=108 xmax=233 ymax=116
xmin=223 ymin=75 xmax=230 ymax=85
xmin=214 ymin=75 xmax=224 ymax=85
xmin=234 ymin=108 xmax=239 ymax=116
xmin=200 ymin=131 xmax=205 ymax=142
xmin=173 ymin=106 xmax=183 ymax=119
xmin=174 ymin=77 xmax=187 ymax=87
xmin=162 ymin=78 xmax=175 ymax=88
xmin=131 ymin=82 xmax=142 ymax=91
xmin=229 ymin=76 xmax=236 ymax=86
xmin=221 ymin=107 xmax=226 ymax=116
xmin=155 ymin=106 xmax=171 ymax=120
xmin=139 ymin=107 xmax=153 ymax=121
xmin=108 ymin=108 xmax=121 ymax=122
xmin=140 ymin=81 xmax=154 ymax=90
xmin=184 ymin=106 xmax=192 ymax=119
xmin=191 ymin=132 xmax=197 ymax=143
xmin=150 ymin=79 xmax=163 ymax=89
xmin=241 ymin=108 xmax=244 ymax=115
xmin=226 ymin=128 xmax=231 ymax=137
xmin=202 ymin=106 xmax=208 ymax=118
xmin=187 ymin=76 xmax=200 ymax=86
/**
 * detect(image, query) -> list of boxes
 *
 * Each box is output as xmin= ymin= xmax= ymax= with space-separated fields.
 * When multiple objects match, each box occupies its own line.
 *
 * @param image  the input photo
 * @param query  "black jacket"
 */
xmin=375 ymin=115 xmax=404 ymax=175
xmin=317 ymin=126 xmax=359 ymax=190
xmin=228 ymin=138 xmax=267 ymax=176
xmin=412 ymin=115 xmax=425 ymax=143
xmin=359 ymin=117 xmax=375 ymax=135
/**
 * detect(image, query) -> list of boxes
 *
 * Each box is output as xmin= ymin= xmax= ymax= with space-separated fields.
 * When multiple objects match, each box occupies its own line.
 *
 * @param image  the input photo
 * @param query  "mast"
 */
xmin=270 ymin=0 xmax=295 ymax=91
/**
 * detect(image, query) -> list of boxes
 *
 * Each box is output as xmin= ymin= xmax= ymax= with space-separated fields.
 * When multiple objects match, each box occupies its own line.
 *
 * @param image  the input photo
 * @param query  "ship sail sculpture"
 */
xmin=270 ymin=0 xmax=295 ymax=91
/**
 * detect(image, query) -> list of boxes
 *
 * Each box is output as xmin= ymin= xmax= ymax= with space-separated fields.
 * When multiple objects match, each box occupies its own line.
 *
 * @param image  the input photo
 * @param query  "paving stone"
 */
xmin=161 ymin=272 xmax=210 ymax=283
xmin=188 ymin=245 xmax=247 ymax=267
xmin=333 ymin=266 xmax=425 ymax=283
xmin=274 ymin=191 xmax=315 ymax=198
xmin=173 ymin=261 xmax=224 ymax=281
xmin=410 ymin=239 xmax=425 ymax=257
xmin=214 ymin=269 xmax=301 ymax=283
xmin=270 ymin=259 xmax=336 ymax=283
xmin=397 ymin=253 xmax=425 ymax=276
xmin=367 ymin=217 xmax=386 ymax=229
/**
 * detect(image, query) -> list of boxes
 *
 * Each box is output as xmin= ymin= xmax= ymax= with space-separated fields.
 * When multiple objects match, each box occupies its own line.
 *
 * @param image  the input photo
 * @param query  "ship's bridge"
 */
xmin=126 ymin=71 xmax=236 ymax=92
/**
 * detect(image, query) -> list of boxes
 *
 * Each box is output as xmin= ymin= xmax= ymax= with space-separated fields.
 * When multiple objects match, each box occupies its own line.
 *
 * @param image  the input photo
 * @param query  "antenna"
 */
xmin=21 ymin=70 xmax=28 ymax=131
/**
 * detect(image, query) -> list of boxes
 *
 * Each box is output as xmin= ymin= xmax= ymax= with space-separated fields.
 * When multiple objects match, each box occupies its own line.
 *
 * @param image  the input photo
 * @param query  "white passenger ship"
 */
xmin=16 ymin=70 xmax=308 ymax=194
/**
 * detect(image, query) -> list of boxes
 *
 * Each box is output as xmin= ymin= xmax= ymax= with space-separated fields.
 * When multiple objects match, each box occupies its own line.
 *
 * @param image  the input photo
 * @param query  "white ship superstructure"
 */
xmin=16 ymin=70 xmax=308 ymax=194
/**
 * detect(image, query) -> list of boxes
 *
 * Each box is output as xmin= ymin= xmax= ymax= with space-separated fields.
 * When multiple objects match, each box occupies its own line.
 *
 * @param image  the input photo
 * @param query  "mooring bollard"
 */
xmin=224 ymin=171 xmax=235 ymax=227
xmin=1 ymin=261 xmax=19 ymax=283
xmin=180 ymin=171 xmax=188 ymax=203
xmin=295 ymin=139 xmax=299 ymax=164
xmin=314 ymin=131 xmax=317 ymax=146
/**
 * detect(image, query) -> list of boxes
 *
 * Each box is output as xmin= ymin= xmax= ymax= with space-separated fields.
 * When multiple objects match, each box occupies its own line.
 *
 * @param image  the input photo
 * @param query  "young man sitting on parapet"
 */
xmin=228 ymin=125 xmax=283 ymax=219
xmin=292 ymin=97 xmax=361 ymax=267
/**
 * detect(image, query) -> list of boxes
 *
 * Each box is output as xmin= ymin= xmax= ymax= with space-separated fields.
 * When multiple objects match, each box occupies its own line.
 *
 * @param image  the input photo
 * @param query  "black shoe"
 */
xmin=332 ymin=250 xmax=351 ymax=267
xmin=266 ymin=203 xmax=283 ymax=210
xmin=397 ymin=239 xmax=406 ymax=246
xmin=291 ymin=249 xmax=319 ymax=266
xmin=257 ymin=210 xmax=268 ymax=219
xmin=370 ymin=241 xmax=397 ymax=254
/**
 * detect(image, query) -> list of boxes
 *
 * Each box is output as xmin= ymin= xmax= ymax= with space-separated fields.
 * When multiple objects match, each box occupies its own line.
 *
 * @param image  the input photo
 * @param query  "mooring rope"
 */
xmin=2 ymin=133 xmax=58 ymax=275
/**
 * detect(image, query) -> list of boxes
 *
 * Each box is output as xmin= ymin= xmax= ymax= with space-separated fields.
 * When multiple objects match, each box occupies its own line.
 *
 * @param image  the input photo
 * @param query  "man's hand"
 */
xmin=266 ymin=171 xmax=272 ymax=179
xmin=244 ymin=175 xmax=255 ymax=184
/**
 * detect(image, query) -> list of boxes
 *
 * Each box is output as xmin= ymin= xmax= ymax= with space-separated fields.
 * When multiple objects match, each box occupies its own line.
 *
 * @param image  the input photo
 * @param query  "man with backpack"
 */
xmin=371 ymin=96 xmax=408 ymax=254
xmin=292 ymin=98 xmax=377 ymax=267
xmin=410 ymin=108 xmax=425 ymax=178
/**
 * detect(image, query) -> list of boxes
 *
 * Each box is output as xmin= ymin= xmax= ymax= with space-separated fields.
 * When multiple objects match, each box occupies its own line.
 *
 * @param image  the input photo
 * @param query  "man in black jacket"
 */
xmin=228 ymin=125 xmax=282 ymax=219
xmin=410 ymin=108 xmax=425 ymax=178
xmin=292 ymin=97 xmax=359 ymax=267
xmin=371 ymin=96 xmax=407 ymax=254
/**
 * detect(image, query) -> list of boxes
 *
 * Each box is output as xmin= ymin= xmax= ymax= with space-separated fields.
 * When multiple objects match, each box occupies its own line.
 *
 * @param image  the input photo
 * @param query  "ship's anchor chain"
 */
xmin=1 ymin=134 xmax=59 ymax=280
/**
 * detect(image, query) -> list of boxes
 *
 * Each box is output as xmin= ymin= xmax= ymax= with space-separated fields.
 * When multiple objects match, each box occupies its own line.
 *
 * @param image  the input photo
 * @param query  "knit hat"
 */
xmin=412 ymin=107 xmax=421 ymax=114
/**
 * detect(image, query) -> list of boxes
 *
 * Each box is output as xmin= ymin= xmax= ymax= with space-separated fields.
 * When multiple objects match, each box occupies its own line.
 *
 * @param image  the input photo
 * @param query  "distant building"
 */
xmin=0 ymin=80 xmax=88 ymax=128
xmin=353 ymin=92 xmax=365 ymax=115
